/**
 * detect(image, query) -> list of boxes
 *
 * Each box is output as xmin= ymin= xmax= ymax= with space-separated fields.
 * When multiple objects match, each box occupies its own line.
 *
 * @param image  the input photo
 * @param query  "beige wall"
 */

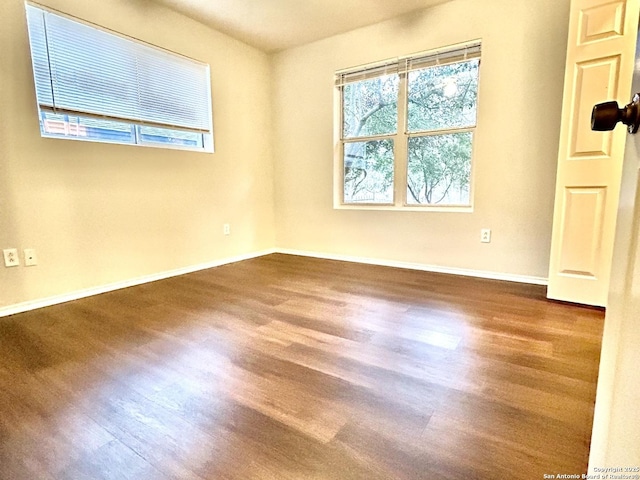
xmin=0 ymin=0 xmax=275 ymax=308
xmin=1 ymin=0 xmax=572 ymax=311
xmin=271 ymin=0 xmax=570 ymax=279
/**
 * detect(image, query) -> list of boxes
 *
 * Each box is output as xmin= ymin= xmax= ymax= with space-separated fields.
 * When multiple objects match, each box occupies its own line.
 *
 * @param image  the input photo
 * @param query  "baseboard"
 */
xmin=1 ymin=247 xmax=548 ymax=318
xmin=0 ymin=248 xmax=277 ymax=318
xmin=275 ymin=248 xmax=549 ymax=286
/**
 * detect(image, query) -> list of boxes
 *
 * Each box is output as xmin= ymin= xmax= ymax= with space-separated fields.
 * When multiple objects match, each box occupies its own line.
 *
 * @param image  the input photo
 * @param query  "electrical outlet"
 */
xmin=223 ymin=223 xmax=231 ymax=236
xmin=3 ymin=248 xmax=20 ymax=267
xmin=24 ymin=248 xmax=37 ymax=266
xmin=480 ymin=229 xmax=491 ymax=243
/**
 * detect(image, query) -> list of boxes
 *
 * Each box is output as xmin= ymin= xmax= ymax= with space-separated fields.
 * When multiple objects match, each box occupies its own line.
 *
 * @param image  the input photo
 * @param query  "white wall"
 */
xmin=0 ymin=0 xmax=275 ymax=309
xmin=271 ymin=0 xmax=570 ymax=279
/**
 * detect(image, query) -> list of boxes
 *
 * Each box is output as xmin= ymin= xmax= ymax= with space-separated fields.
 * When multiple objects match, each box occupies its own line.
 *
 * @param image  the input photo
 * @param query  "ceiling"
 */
xmin=150 ymin=0 xmax=451 ymax=53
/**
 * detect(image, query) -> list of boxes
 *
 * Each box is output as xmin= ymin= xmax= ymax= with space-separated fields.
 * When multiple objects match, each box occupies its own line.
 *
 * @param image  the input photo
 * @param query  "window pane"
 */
xmin=407 ymin=133 xmax=472 ymax=205
xmin=137 ymin=126 xmax=204 ymax=148
xmin=343 ymin=75 xmax=398 ymax=139
xmin=40 ymin=112 xmax=135 ymax=143
xmin=407 ymin=59 xmax=479 ymax=132
xmin=38 ymin=111 xmax=208 ymax=150
xmin=344 ymin=139 xmax=394 ymax=204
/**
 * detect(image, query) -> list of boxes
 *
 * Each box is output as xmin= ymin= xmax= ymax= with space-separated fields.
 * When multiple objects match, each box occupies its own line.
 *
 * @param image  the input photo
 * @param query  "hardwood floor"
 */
xmin=0 ymin=254 xmax=604 ymax=479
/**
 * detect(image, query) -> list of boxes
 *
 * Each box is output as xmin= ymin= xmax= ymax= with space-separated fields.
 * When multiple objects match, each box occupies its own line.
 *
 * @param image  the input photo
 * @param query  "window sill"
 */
xmin=333 ymin=203 xmax=474 ymax=213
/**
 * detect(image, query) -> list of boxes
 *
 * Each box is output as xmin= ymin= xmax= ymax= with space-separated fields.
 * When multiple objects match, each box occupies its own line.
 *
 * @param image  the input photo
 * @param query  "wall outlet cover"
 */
xmin=3 ymin=248 xmax=20 ymax=267
xmin=24 ymin=248 xmax=37 ymax=266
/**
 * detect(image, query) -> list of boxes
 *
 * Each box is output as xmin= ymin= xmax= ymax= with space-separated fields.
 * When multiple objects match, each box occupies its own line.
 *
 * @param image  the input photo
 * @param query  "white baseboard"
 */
xmin=0 ymin=248 xmax=276 ymax=318
xmin=1 ymin=247 xmax=547 ymax=318
xmin=275 ymin=248 xmax=549 ymax=286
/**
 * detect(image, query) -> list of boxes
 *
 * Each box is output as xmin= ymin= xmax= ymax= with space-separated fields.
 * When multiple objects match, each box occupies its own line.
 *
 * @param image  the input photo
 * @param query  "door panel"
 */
xmin=559 ymin=186 xmax=606 ymax=277
xmin=547 ymin=0 xmax=639 ymax=306
xmin=571 ymin=56 xmax=619 ymax=157
xmin=578 ymin=1 xmax=626 ymax=45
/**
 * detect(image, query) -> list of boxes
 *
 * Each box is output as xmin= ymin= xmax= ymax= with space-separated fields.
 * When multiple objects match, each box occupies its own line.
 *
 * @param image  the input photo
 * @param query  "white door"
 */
xmin=588 ymin=31 xmax=640 ymax=470
xmin=548 ymin=0 xmax=639 ymax=307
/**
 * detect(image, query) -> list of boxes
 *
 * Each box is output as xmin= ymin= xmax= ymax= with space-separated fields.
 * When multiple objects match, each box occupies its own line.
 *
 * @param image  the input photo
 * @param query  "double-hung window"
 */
xmin=336 ymin=41 xmax=481 ymax=208
xmin=25 ymin=3 xmax=214 ymax=152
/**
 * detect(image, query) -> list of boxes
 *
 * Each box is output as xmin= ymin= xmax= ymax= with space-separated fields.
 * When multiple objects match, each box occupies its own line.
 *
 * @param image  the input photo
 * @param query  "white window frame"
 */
xmin=24 ymin=2 xmax=214 ymax=153
xmin=334 ymin=40 xmax=481 ymax=211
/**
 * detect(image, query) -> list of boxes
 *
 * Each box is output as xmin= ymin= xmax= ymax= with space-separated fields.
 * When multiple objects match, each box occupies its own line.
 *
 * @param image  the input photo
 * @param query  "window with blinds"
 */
xmin=25 ymin=3 xmax=214 ymax=152
xmin=335 ymin=41 xmax=481 ymax=208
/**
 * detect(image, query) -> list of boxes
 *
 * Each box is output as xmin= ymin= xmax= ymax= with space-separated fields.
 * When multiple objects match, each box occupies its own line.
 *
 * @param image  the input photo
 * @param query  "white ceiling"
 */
xmin=151 ymin=0 xmax=451 ymax=53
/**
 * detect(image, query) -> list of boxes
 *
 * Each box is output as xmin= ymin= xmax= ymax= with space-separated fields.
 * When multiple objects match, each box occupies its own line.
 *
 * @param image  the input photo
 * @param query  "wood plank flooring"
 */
xmin=0 ymin=253 xmax=604 ymax=479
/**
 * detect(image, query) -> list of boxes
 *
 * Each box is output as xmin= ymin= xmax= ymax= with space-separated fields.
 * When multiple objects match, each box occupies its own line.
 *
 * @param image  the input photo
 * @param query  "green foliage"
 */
xmin=408 ymin=60 xmax=479 ymax=133
xmin=344 ymin=139 xmax=394 ymax=203
xmin=343 ymin=75 xmax=398 ymax=138
xmin=407 ymin=133 xmax=472 ymax=204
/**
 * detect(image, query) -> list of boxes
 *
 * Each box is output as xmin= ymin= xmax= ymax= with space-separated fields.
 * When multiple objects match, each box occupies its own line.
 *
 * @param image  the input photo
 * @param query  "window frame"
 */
xmin=24 ymin=2 xmax=214 ymax=153
xmin=334 ymin=41 xmax=481 ymax=211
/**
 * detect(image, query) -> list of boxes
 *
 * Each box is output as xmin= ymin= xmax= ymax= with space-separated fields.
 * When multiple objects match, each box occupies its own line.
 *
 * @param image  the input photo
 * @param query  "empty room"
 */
xmin=1 ymin=0 xmax=639 ymax=478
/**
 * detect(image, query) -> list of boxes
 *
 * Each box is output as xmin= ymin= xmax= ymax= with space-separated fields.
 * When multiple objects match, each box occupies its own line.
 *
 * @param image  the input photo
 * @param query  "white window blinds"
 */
xmin=403 ymin=41 xmax=481 ymax=73
xmin=25 ymin=4 xmax=212 ymax=133
xmin=335 ymin=41 xmax=482 ymax=87
xmin=335 ymin=60 xmax=398 ymax=87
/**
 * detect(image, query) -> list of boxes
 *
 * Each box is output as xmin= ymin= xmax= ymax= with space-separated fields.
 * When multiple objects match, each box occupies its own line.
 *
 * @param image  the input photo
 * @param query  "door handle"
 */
xmin=591 ymin=93 xmax=640 ymax=134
